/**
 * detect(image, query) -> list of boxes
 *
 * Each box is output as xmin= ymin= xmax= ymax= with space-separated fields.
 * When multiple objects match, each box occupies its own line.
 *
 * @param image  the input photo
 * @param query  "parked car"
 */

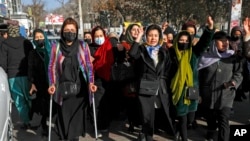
xmin=0 ymin=67 xmax=13 ymax=141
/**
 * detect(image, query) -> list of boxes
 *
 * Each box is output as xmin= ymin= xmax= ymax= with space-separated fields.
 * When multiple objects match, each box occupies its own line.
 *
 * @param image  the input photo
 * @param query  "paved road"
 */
xmin=11 ymin=94 xmax=250 ymax=141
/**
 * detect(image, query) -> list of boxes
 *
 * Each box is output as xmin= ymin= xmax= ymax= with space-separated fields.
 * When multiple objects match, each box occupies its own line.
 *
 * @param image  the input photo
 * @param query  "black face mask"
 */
xmin=178 ymin=43 xmax=189 ymax=50
xmin=63 ymin=32 xmax=76 ymax=42
xmin=84 ymin=39 xmax=91 ymax=44
xmin=231 ymin=36 xmax=240 ymax=41
xmin=34 ymin=39 xmax=45 ymax=48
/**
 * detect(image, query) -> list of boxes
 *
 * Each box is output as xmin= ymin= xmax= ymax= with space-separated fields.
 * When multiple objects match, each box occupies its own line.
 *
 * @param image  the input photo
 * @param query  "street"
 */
xmin=11 ymin=94 xmax=250 ymax=141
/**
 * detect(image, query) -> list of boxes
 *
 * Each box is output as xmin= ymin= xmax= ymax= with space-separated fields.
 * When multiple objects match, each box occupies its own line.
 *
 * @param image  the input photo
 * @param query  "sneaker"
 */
xmin=97 ymin=132 xmax=103 ymax=138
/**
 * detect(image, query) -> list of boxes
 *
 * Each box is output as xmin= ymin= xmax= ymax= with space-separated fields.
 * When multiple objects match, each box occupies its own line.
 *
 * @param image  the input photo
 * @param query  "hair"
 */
xmin=145 ymin=24 xmax=163 ymax=45
xmin=181 ymin=21 xmax=197 ymax=35
xmin=91 ymin=26 xmax=106 ymax=39
xmin=176 ymin=31 xmax=192 ymax=48
xmin=145 ymin=24 xmax=162 ymax=39
xmin=60 ymin=17 xmax=79 ymax=39
xmin=84 ymin=31 xmax=91 ymax=36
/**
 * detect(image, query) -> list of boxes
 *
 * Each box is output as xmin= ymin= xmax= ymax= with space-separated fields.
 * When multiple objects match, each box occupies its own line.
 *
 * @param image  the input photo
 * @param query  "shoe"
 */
xmin=174 ymin=131 xmax=181 ymax=141
xmin=99 ymin=129 xmax=108 ymax=132
xmin=97 ymin=132 xmax=103 ymax=138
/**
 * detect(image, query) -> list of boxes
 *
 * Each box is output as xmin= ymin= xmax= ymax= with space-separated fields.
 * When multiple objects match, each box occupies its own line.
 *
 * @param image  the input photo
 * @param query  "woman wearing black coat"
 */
xmin=28 ymin=29 xmax=52 ymax=136
xmin=129 ymin=24 xmax=175 ymax=141
xmin=198 ymin=31 xmax=243 ymax=141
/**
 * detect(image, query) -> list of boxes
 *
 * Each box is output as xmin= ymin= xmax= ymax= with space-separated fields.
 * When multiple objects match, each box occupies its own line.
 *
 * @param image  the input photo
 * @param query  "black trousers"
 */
xmin=205 ymin=107 xmax=231 ymax=141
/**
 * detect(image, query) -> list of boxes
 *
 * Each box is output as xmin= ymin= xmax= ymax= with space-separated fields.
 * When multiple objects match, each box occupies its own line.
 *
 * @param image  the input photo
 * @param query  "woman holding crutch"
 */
xmin=47 ymin=17 xmax=97 ymax=141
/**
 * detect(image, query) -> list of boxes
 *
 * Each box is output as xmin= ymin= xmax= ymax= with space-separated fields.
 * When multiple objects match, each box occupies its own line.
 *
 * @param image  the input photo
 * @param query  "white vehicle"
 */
xmin=0 ymin=67 xmax=13 ymax=141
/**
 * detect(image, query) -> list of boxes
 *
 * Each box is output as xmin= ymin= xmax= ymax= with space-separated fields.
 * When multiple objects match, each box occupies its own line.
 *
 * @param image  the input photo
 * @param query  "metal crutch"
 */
xmin=92 ymin=93 xmax=98 ymax=140
xmin=48 ymin=95 xmax=53 ymax=141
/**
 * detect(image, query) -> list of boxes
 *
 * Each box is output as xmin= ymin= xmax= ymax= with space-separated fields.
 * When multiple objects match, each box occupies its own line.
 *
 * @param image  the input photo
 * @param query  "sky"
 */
xmin=22 ymin=0 xmax=69 ymax=11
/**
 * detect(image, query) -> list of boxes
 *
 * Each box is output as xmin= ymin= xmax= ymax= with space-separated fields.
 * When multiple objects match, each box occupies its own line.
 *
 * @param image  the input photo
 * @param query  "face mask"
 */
xmin=168 ymin=40 xmax=173 ymax=44
xmin=178 ymin=42 xmax=189 ymax=50
xmin=94 ymin=37 xmax=105 ymax=45
xmin=63 ymin=32 xmax=76 ymax=42
xmin=34 ymin=39 xmax=45 ymax=48
xmin=84 ymin=39 xmax=91 ymax=44
xmin=190 ymin=35 xmax=195 ymax=40
xmin=232 ymin=36 xmax=240 ymax=41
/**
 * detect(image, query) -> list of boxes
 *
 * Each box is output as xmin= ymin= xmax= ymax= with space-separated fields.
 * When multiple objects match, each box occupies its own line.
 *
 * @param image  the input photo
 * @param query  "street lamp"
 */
xmin=78 ymin=0 xmax=83 ymax=38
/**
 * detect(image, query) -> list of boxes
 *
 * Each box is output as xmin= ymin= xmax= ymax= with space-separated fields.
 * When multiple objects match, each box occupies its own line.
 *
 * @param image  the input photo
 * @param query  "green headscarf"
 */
xmin=32 ymin=29 xmax=51 ymax=82
xmin=170 ymin=31 xmax=193 ymax=106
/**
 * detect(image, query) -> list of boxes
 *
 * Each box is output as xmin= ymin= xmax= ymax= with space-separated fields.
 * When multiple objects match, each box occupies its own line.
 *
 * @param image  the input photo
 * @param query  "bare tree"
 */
xmin=23 ymin=0 xmax=45 ymax=29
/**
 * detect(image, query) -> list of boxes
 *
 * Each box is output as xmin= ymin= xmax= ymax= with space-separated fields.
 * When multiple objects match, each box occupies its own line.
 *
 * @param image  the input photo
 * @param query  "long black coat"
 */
xmin=28 ymin=50 xmax=50 ymax=115
xmin=199 ymin=55 xmax=243 ymax=109
xmin=129 ymin=42 xmax=175 ymax=135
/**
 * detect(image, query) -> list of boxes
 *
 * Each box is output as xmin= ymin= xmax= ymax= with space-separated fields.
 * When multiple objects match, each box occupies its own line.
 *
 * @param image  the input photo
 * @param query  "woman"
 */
xmin=129 ymin=24 xmax=175 ymax=141
xmin=88 ymin=26 xmax=114 ymax=134
xmin=119 ymin=23 xmax=142 ymax=132
xmin=47 ymin=17 xmax=97 ymax=141
xmin=0 ymin=25 xmax=34 ymax=129
xmin=170 ymin=16 xmax=214 ymax=141
xmin=28 ymin=29 xmax=51 ymax=136
xmin=198 ymin=31 xmax=243 ymax=141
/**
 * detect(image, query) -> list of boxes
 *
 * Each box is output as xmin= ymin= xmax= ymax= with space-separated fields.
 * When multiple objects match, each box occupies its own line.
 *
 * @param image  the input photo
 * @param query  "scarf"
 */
xmin=33 ymin=29 xmax=51 ymax=82
xmin=198 ymin=41 xmax=235 ymax=70
xmin=170 ymin=38 xmax=193 ymax=106
xmin=93 ymin=37 xmax=114 ymax=81
xmin=59 ymin=39 xmax=80 ymax=83
xmin=146 ymin=45 xmax=161 ymax=67
xmin=230 ymin=39 xmax=241 ymax=52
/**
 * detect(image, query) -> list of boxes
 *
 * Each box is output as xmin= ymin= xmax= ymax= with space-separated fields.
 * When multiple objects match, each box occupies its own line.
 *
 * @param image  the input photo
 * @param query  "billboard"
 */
xmin=45 ymin=14 xmax=64 ymax=25
xmin=229 ymin=0 xmax=242 ymax=33
xmin=0 ymin=4 xmax=7 ymax=17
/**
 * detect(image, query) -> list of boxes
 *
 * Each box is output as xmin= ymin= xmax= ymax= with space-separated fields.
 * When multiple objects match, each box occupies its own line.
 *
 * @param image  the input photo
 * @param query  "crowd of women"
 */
xmin=0 ymin=15 xmax=250 ymax=141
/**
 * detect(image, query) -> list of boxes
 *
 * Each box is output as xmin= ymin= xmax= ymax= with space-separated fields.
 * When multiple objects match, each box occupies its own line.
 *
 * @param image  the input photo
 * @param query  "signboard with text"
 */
xmin=45 ymin=14 xmax=64 ymax=25
xmin=229 ymin=0 xmax=242 ymax=33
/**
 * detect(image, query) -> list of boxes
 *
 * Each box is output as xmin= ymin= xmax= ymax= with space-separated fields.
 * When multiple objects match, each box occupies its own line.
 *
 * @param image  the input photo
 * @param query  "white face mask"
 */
xmin=94 ymin=37 xmax=105 ymax=45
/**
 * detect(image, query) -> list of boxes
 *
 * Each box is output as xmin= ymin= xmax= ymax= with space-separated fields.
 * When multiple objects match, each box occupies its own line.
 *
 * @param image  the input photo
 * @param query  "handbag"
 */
xmin=139 ymin=80 xmax=159 ymax=95
xmin=58 ymin=82 xmax=81 ymax=98
xmin=111 ymin=61 xmax=135 ymax=82
xmin=186 ymin=87 xmax=199 ymax=100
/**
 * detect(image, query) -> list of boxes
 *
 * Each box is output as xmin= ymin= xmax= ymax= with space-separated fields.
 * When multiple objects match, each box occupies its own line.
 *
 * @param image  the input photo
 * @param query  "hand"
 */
xmin=243 ymin=17 xmax=250 ymax=36
xmin=90 ymin=56 xmax=95 ymax=63
xmin=224 ymin=81 xmax=236 ymax=89
xmin=206 ymin=16 xmax=214 ymax=30
xmin=89 ymin=83 xmax=97 ymax=93
xmin=48 ymin=84 xmax=56 ymax=95
xmin=135 ymin=27 xmax=144 ymax=43
xmin=117 ymin=43 xmax=124 ymax=51
xmin=29 ymin=83 xmax=37 ymax=95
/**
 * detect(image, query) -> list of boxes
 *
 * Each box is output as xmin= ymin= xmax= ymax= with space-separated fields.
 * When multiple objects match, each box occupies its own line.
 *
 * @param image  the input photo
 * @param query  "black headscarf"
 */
xmin=59 ymin=39 xmax=80 ymax=83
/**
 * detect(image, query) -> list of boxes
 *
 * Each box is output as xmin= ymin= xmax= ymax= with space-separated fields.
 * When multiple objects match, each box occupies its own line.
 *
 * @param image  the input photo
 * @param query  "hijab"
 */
xmin=32 ymin=29 xmax=51 ymax=81
xmin=170 ymin=31 xmax=193 ymax=105
xmin=91 ymin=26 xmax=114 ymax=81
xmin=198 ymin=41 xmax=234 ymax=70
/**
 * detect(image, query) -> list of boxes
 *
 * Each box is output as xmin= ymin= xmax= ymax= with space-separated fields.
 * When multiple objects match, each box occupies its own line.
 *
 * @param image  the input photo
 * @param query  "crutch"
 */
xmin=48 ymin=95 xmax=53 ymax=141
xmin=92 ymin=93 xmax=98 ymax=140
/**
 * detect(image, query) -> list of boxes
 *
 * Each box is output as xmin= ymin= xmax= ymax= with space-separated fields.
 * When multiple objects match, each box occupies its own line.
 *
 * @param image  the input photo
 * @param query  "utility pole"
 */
xmin=78 ymin=0 xmax=83 ymax=38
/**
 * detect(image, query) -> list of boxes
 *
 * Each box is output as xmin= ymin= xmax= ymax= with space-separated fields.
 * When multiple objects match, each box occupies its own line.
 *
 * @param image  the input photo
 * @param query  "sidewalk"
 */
xmin=12 ymin=94 xmax=250 ymax=141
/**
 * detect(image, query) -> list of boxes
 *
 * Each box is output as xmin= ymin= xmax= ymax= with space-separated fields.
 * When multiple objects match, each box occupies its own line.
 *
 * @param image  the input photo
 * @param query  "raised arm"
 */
xmin=193 ymin=16 xmax=215 ymax=56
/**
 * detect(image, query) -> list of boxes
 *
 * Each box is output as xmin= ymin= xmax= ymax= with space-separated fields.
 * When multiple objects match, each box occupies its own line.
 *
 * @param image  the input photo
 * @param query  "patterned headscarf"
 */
xmin=8 ymin=25 xmax=20 ymax=37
